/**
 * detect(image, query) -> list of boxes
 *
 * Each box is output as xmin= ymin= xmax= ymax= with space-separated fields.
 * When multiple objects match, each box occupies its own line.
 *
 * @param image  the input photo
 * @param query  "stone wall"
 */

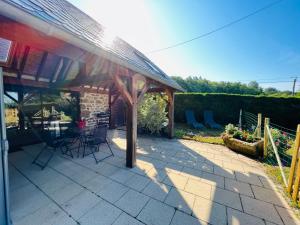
xmin=79 ymin=92 xmax=109 ymax=126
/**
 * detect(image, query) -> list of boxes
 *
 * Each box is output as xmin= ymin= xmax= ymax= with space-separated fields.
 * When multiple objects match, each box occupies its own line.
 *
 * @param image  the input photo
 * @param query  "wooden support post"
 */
xmin=166 ymin=89 xmax=174 ymax=139
xmin=288 ymin=125 xmax=300 ymax=194
xmin=257 ymin=113 xmax=262 ymax=138
xmin=126 ymin=76 xmax=138 ymax=168
xmin=238 ymin=109 xmax=242 ymax=129
xmin=17 ymin=90 xmax=25 ymax=131
xmin=263 ymin=118 xmax=270 ymax=158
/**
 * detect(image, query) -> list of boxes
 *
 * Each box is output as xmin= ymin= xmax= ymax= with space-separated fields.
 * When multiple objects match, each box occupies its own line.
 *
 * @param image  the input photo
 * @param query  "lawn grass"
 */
xmin=174 ymin=123 xmax=224 ymax=145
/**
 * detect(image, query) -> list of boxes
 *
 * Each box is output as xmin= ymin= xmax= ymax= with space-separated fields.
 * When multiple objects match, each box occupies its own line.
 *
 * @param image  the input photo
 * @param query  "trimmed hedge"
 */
xmin=174 ymin=93 xmax=300 ymax=129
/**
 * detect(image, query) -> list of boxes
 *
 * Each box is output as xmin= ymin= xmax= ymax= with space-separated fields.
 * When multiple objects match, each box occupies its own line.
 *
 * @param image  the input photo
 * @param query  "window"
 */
xmin=0 ymin=37 xmax=12 ymax=63
xmin=134 ymin=51 xmax=167 ymax=78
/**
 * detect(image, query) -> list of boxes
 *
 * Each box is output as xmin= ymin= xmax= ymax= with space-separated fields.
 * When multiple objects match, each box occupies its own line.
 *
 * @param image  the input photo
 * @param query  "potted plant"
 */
xmin=222 ymin=124 xmax=263 ymax=157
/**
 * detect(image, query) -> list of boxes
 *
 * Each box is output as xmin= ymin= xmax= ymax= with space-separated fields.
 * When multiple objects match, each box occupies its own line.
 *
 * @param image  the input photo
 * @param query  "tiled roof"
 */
xmin=3 ymin=0 xmax=182 ymax=90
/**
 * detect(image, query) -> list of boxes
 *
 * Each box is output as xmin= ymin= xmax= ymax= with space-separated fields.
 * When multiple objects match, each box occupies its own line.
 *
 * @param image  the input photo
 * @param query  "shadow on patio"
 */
xmin=8 ymin=129 xmax=299 ymax=225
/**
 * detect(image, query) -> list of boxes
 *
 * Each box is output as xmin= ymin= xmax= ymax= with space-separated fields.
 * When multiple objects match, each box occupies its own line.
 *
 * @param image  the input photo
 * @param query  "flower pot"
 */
xmin=222 ymin=135 xmax=263 ymax=158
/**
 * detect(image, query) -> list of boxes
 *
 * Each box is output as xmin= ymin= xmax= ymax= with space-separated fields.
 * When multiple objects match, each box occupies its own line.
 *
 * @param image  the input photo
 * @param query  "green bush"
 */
xmin=225 ymin=123 xmax=237 ymax=134
xmin=175 ymin=93 xmax=300 ymax=129
xmin=138 ymin=94 xmax=168 ymax=134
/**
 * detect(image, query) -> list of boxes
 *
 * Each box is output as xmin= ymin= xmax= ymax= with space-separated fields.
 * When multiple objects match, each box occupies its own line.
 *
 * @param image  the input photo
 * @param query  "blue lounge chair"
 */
xmin=185 ymin=110 xmax=205 ymax=129
xmin=203 ymin=110 xmax=222 ymax=129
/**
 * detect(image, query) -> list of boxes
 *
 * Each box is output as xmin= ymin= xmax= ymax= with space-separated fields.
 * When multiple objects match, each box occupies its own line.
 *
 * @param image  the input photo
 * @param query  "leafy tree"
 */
xmin=171 ymin=76 xmax=291 ymax=96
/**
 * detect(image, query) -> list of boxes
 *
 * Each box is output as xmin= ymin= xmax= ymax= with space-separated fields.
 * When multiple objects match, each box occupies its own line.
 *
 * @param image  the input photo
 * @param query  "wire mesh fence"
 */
xmin=239 ymin=109 xmax=298 ymax=188
xmin=265 ymin=123 xmax=295 ymax=168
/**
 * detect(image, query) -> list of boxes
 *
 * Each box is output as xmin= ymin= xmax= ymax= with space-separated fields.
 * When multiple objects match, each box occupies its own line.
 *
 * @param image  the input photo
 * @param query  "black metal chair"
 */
xmin=32 ymin=130 xmax=74 ymax=170
xmin=83 ymin=125 xmax=114 ymax=163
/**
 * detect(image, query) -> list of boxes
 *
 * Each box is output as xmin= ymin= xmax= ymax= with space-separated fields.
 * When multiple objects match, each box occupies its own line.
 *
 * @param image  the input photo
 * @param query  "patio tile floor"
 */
xmin=8 ymin=130 xmax=300 ymax=225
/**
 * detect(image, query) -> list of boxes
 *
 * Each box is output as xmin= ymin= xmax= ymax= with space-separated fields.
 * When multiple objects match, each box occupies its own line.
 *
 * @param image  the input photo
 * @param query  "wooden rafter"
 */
xmin=50 ymin=57 xmax=63 ymax=83
xmin=18 ymin=46 xmax=30 ymax=79
xmin=35 ymin=51 xmax=48 ymax=81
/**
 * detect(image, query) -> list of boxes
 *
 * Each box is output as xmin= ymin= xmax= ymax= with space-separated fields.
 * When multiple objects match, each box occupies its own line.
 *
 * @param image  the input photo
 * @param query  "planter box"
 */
xmin=222 ymin=135 xmax=263 ymax=158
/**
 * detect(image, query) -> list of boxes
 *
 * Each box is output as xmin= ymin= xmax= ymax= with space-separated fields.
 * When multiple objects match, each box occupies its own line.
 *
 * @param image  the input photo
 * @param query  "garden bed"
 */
xmin=222 ymin=134 xmax=263 ymax=157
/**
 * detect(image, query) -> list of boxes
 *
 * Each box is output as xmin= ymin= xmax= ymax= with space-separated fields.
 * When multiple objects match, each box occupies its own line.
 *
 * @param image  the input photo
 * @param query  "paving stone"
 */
xmin=11 ymin=184 xmax=51 ymax=222
xmin=194 ymin=162 xmax=213 ymax=173
xmin=115 ymin=189 xmax=149 ymax=217
xmin=112 ymin=212 xmax=144 ymax=225
xmin=39 ymin=173 xmax=72 ymax=194
xmin=164 ymin=188 xmax=195 ymax=214
xmin=214 ymin=166 xmax=236 ymax=179
xmin=165 ymin=163 xmax=184 ymax=174
xmin=227 ymin=207 xmax=265 ymax=225
xmin=235 ymin=172 xmax=263 ymax=186
xmin=192 ymin=196 xmax=227 ymax=225
xmin=49 ymin=182 xmax=85 ymax=205
xmin=62 ymin=190 xmax=101 ymax=219
xmin=211 ymin=187 xmax=242 ymax=210
xmin=78 ymin=200 xmax=122 ymax=225
xmin=146 ymin=168 xmax=168 ymax=182
xmin=184 ymin=178 xmax=212 ymax=199
xmin=124 ymin=174 xmax=151 ymax=191
xmin=251 ymin=185 xmax=287 ymax=207
xmin=142 ymin=181 xmax=171 ymax=201
xmin=83 ymin=174 xmax=113 ymax=193
xmin=181 ymin=167 xmax=202 ymax=181
xmin=110 ymin=169 xmax=135 ymax=184
xmin=225 ymin=178 xmax=254 ymax=197
xmin=14 ymin=202 xmax=76 ymax=225
xmin=137 ymin=199 xmax=175 ymax=225
xmin=275 ymin=206 xmax=300 ymax=225
xmin=170 ymin=210 xmax=208 ymax=225
xmin=201 ymin=172 xmax=225 ymax=188
xmin=97 ymin=180 xmax=129 ymax=203
xmin=223 ymin=161 xmax=245 ymax=172
xmin=130 ymin=161 xmax=154 ymax=175
xmin=241 ymin=195 xmax=283 ymax=225
xmin=162 ymin=172 xmax=188 ymax=190
xmin=258 ymin=175 xmax=276 ymax=189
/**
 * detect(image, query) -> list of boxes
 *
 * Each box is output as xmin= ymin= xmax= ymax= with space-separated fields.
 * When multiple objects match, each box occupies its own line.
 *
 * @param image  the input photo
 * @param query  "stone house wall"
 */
xmin=79 ymin=92 xmax=109 ymax=126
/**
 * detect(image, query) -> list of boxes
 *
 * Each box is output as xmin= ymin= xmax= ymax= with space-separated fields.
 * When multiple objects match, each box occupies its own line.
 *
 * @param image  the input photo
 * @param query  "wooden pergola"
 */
xmin=0 ymin=1 xmax=182 ymax=168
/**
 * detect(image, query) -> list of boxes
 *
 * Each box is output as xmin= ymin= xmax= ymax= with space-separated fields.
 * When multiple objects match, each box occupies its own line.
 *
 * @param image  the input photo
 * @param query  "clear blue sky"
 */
xmin=69 ymin=0 xmax=300 ymax=91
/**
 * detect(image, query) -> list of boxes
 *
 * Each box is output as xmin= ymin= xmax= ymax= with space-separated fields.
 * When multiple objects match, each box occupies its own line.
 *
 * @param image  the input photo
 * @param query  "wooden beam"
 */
xmin=18 ymin=46 xmax=30 ymax=79
xmin=137 ymin=82 xmax=148 ymax=103
xmin=166 ymin=89 xmax=174 ymax=139
xmin=17 ymin=90 xmax=25 ymax=130
xmin=3 ymin=76 xmax=49 ymax=88
xmin=126 ymin=75 xmax=138 ymax=168
xmin=50 ymin=57 xmax=63 ymax=83
xmin=111 ymin=93 xmax=121 ymax=106
xmin=35 ymin=52 xmax=48 ymax=81
xmin=113 ymin=74 xmax=133 ymax=105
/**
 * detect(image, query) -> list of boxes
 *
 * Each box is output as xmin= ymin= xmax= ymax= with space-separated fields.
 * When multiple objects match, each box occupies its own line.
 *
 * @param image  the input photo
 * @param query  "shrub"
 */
xmin=174 ymin=93 xmax=300 ymax=129
xmin=225 ymin=123 xmax=237 ymax=134
xmin=138 ymin=94 xmax=168 ymax=134
xmin=233 ymin=130 xmax=243 ymax=139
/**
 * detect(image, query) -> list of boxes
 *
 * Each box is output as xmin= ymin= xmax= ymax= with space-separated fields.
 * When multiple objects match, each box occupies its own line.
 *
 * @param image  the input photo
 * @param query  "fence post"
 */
xmin=257 ymin=113 xmax=262 ymax=138
xmin=288 ymin=124 xmax=300 ymax=194
xmin=239 ymin=109 xmax=242 ymax=129
xmin=263 ymin=118 xmax=270 ymax=158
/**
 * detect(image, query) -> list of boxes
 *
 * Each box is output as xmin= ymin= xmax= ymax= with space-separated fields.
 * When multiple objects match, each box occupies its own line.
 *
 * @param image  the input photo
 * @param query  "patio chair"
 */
xmin=203 ymin=110 xmax=222 ymax=129
xmin=32 ymin=131 xmax=74 ymax=170
xmin=82 ymin=125 xmax=114 ymax=163
xmin=185 ymin=110 xmax=205 ymax=129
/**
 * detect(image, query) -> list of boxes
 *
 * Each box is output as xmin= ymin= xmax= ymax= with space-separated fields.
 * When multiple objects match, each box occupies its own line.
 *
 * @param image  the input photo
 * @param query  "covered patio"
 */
xmin=9 ymin=130 xmax=299 ymax=225
xmin=0 ymin=0 xmax=182 ymax=224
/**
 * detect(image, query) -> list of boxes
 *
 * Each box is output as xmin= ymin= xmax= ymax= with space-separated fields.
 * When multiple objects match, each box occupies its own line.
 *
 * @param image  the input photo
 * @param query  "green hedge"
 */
xmin=174 ymin=93 xmax=300 ymax=129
